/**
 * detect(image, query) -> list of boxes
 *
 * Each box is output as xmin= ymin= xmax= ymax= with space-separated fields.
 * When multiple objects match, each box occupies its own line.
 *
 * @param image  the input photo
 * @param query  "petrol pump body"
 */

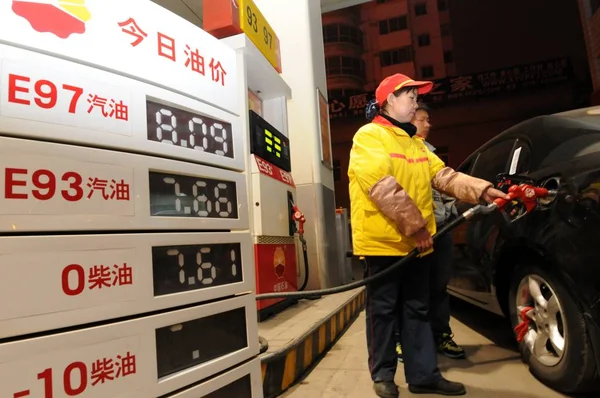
xmin=0 ymin=0 xmax=263 ymax=396
xmin=247 ymin=108 xmax=303 ymax=319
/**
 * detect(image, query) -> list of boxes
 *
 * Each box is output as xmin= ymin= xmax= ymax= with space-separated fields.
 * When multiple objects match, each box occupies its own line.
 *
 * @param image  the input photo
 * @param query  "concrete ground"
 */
xmin=281 ymin=297 xmax=568 ymax=398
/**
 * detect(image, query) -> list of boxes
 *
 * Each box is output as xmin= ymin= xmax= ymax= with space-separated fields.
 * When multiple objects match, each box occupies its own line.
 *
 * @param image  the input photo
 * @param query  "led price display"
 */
xmin=149 ymin=171 xmax=238 ymax=219
xmin=249 ymin=110 xmax=291 ymax=172
xmin=153 ymin=242 xmax=243 ymax=296
xmin=146 ymin=100 xmax=234 ymax=159
xmin=156 ymin=307 xmax=248 ymax=378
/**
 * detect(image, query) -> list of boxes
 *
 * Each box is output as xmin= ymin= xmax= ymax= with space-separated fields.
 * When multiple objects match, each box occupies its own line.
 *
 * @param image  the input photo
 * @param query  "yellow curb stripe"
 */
xmin=318 ymin=323 xmax=327 ymax=354
xmin=330 ymin=314 xmax=337 ymax=342
xmin=303 ymin=334 xmax=314 ymax=369
xmin=281 ymin=348 xmax=297 ymax=390
xmin=261 ymin=289 xmax=366 ymax=397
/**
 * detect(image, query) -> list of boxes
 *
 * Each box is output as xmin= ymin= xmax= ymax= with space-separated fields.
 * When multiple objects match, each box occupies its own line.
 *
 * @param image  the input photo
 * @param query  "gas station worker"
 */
xmin=348 ymin=73 xmax=509 ymax=398
xmin=349 ymin=73 xmax=508 ymax=256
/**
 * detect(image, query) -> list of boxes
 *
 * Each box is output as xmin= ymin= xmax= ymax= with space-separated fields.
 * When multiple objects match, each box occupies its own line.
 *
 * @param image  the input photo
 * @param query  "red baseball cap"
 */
xmin=375 ymin=73 xmax=433 ymax=106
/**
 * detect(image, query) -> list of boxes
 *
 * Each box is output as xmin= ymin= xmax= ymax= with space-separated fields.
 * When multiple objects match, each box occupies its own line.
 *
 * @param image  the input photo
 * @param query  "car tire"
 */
xmin=508 ymin=264 xmax=597 ymax=394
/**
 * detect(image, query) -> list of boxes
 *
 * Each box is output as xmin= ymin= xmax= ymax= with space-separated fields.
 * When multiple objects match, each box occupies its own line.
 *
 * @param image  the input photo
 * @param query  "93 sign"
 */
xmin=246 ymin=7 xmax=272 ymax=49
xmin=239 ymin=0 xmax=282 ymax=73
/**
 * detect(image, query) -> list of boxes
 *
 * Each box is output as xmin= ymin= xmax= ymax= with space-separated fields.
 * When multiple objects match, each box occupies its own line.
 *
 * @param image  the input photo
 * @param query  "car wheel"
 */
xmin=508 ymin=264 xmax=596 ymax=393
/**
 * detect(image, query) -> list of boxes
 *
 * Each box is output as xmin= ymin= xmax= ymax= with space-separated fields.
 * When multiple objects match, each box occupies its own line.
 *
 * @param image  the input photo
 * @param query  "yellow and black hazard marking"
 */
xmin=260 ymin=289 xmax=366 ymax=398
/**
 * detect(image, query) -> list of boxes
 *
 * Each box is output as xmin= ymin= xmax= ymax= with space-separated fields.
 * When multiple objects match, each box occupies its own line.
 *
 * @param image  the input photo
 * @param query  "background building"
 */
xmin=325 ymin=0 xmax=593 ymax=210
xmin=323 ymin=0 xmax=453 ymax=99
xmin=578 ymin=0 xmax=600 ymax=104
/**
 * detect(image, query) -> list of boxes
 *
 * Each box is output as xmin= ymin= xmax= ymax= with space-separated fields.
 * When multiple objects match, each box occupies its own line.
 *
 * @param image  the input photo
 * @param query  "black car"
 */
xmin=448 ymin=106 xmax=600 ymax=394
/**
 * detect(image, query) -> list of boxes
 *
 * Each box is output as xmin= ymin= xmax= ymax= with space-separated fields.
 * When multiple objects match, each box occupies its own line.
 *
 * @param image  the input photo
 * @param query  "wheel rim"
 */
xmin=515 ymin=274 xmax=566 ymax=367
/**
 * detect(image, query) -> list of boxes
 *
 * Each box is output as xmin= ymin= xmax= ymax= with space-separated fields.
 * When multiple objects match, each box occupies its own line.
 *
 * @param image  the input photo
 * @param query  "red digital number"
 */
xmin=35 ymin=363 xmax=88 ymax=398
xmin=4 ymin=168 xmax=83 ymax=201
xmin=62 ymin=85 xmax=84 ymax=114
xmin=64 ymin=362 xmax=87 ymax=396
xmin=280 ymin=170 xmax=292 ymax=185
xmin=34 ymin=80 xmax=57 ymax=109
xmin=36 ymin=368 xmax=53 ymax=398
xmin=62 ymin=264 xmax=85 ymax=296
xmin=257 ymin=158 xmax=273 ymax=175
xmin=32 ymin=169 xmax=56 ymax=200
xmin=61 ymin=171 xmax=84 ymax=201
xmin=7 ymin=74 xmax=84 ymax=114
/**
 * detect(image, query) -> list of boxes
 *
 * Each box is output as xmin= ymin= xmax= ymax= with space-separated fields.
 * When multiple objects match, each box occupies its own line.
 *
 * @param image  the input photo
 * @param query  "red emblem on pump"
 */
xmin=273 ymin=246 xmax=286 ymax=279
xmin=12 ymin=0 xmax=91 ymax=39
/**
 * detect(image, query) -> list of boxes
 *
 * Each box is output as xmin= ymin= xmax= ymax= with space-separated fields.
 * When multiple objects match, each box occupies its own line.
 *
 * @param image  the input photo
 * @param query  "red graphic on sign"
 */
xmin=91 ymin=358 xmax=114 ymax=385
xmin=118 ymin=17 xmax=147 ymax=47
xmin=254 ymin=156 xmax=295 ymax=187
xmin=61 ymin=262 xmax=133 ymax=296
xmin=255 ymin=243 xmax=297 ymax=311
xmin=12 ymin=0 xmax=91 ymax=39
xmin=4 ymin=168 xmax=131 ymax=203
xmin=273 ymin=246 xmax=286 ymax=279
xmin=7 ymin=74 xmax=130 ymax=120
xmin=10 ymin=352 xmax=137 ymax=397
xmin=117 ymin=17 xmax=229 ymax=87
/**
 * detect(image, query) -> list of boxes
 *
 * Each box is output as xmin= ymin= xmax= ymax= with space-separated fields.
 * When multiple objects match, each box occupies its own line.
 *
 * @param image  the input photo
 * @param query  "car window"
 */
xmin=457 ymin=154 xmax=478 ymax=174
xmin=470 ymin=139 xmax=516 ymax=182
xmin=540 ymin=133 xmax=600 ymax=168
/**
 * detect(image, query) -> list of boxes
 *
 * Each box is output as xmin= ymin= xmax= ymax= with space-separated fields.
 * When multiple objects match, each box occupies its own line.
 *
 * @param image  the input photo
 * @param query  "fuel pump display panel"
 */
xmin=0 ymin=295 xmax=258 ymax=398
xmin=0 ymin=44 xmax=245 ymax=171
xmin=0 ymin=136 xmax=248 ymax=232
xmin=0 ymin=2 xmax=259 ymax=397
xmin=0 ymin=232 xmax=253 ymax=339
xmin=0 ymin=0 xmax=239 ymax=115
xmin=249 ymin=110 xmax=291 ymax=172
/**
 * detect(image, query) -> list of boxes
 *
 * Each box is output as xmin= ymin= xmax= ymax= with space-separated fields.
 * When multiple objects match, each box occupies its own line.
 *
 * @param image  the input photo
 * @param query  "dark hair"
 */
xmin=416 ymin=102 xmax=430 ymax=113
xmin=365 ymin=86 xmax=418 ymax=122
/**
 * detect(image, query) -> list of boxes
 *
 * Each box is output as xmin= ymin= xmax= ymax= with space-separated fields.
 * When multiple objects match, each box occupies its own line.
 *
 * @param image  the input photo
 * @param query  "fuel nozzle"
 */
xmin=491 ymin=184 xmax=552 ymax=221
xmin=291 ymin=204 xmax=306 ymax=235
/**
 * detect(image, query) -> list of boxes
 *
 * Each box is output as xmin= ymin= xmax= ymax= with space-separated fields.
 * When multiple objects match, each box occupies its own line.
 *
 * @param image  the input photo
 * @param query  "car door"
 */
xmin=448 ymin=138 xmax=530 ymax=306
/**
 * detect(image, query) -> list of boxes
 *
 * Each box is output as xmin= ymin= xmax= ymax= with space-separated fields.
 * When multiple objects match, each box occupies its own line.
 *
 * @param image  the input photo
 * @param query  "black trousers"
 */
xmin=396 ymin=231 xmax=454 ymax=340
xmin=363 ymin=253 xmax=442 ymax=385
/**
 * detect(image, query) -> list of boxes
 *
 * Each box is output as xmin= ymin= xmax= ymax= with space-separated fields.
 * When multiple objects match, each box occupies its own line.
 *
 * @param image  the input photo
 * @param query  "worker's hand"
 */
xmin=412 ymin=227 xmax=433 ymax=252
xmin=482 ymin=186 xmax=510 ymax=204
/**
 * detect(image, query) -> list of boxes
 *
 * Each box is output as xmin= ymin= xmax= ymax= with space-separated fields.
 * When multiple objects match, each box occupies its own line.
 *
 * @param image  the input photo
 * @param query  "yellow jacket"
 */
xmin=348 ymin=115 xmax=492 ymax=257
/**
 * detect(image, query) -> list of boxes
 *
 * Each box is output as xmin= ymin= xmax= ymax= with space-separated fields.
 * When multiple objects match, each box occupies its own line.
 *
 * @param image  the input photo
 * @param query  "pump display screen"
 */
xmin=147 ymin=100 xmax=234 ymax=159
xmin=249 ymin=110 xmax=291 ymax=172
xmin=152 ymin=242 xmax=244 ymax=296
xmin=155 ymin=307 xmax=248 ymax=378
xmin=149 ymin=171 xmax=239 ymax=219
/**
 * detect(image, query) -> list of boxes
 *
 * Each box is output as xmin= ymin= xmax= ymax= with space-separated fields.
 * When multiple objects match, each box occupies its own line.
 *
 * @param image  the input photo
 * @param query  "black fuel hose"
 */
xmin=297 ymin=235 xmax=310 ymax=291
xmin=255 ymin=203 xmax=496 ymax=301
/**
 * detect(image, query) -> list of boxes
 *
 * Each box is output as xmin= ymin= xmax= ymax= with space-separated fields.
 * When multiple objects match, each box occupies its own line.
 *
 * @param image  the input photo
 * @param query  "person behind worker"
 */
xmin=348 ymin=73 xmax=509 ymax=398
xmin=395 ymin=102 xmax=466 ymax=364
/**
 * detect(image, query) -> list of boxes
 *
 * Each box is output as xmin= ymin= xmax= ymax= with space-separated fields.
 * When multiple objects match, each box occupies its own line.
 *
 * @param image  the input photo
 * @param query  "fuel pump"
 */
xmin=248 ymin=110 xmax=309 ymax=320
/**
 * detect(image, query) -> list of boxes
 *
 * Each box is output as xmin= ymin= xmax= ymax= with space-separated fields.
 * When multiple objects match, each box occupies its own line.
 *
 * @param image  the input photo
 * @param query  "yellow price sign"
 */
xmin=238 ymin=0 xmax=282 ymax=72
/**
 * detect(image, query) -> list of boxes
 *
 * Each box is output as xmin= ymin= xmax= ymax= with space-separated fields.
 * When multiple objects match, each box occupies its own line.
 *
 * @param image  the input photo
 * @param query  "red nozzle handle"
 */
xmin=492 ymin=184 xmax=550 ymax=212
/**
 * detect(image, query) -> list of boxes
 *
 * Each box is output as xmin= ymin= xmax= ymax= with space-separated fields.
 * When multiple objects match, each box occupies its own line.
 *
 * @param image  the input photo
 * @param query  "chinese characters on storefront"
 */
xmin=329 ymin=57 xmax=573 ymax=120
